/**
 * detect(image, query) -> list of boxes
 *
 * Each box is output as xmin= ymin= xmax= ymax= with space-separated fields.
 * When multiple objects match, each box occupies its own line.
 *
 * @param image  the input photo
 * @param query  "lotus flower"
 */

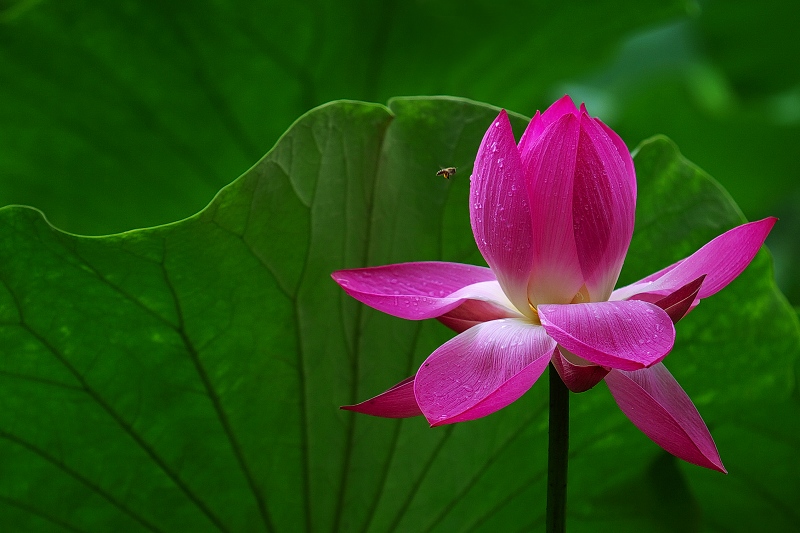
xmin=332 ymin=96 xmax=775 ymax=473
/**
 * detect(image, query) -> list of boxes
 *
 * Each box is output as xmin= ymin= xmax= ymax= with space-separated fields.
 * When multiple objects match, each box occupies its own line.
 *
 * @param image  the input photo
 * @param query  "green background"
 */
xmin=1 ymin=0 xmax=799 ymax=531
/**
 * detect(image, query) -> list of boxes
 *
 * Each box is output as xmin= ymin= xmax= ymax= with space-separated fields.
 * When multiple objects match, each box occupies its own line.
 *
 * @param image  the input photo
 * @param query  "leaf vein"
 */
xmin=160 ymin=250 xmax=275 ymax=533
xmin=0 ymin=430 xmax=162 ymax=533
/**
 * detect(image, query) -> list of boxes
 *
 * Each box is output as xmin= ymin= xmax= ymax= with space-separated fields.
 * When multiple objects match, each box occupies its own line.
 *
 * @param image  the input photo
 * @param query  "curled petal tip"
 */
xmin=653 ymin=275 xmax=706 ymax=324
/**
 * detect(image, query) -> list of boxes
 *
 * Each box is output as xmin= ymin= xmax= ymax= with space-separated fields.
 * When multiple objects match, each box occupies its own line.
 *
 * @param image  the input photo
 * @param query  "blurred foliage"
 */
xmin=0 ymin=97 xmax=797 ymax=532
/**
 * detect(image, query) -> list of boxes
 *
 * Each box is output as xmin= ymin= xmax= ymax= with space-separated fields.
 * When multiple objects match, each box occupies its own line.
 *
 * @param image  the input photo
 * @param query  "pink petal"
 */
xmin=517 ymin=95 xmax=579 ymax=162
xmin=470 ymin=110 xmax=534 ymax=315
xmin=341 ymin=375 xmax=422 ymax=418
xmin=651 ymin=275 xmax=705 ymax=323
xmin=597 ymin=119 xmax=636 ymax=202
xmin=437 ymin=298 xmax=521 ymax=333
xmin=524 ymin=112 xmax=584 ymax=305
xmin=538 ymin=300 xmax=675 ymax=370
xmin=552 ymin=347 xmax=609 ymax=393
xmin=612 ymin=218 xmax=776 ymax=301
xmin=332 ymin=262 xmax=508 ymax=320
xmin=414 ymin=319 xmax=556 ymax=426
xmin=572 ymin=114 xmax=636 ymax=302
xmin=605 ymin=364 xmax=726 ymax=472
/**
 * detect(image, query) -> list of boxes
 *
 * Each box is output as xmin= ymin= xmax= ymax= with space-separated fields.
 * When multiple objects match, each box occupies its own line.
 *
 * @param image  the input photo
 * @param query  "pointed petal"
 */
xmin=471 ymin=110 xmax=534 ymax=315
xmin=525 ymin=112 xmax=584 ymax=305
xmin=652 ymin=275 xmax=705 ymax=323
xmin=518 ymin=95 xmax=578 ymax=162
xmin=332 ymin=262 xmax=508 ymax=320
xmin=341 ymin=376 xmax=422 ymax=418
xmin=552 ymin=347 xmax=609 ymax=393
xmin=612 ymin=218 xmax=776 ymax=301
xmin=538 ymin=301 xmax=675 ymax=370
xmin=605 ymin=365 xmax=726 ymax=472
xmin=572 ymin=114 xmax=636 ymax=302
xmin=414 ymin=319 xmax=556 ymax=426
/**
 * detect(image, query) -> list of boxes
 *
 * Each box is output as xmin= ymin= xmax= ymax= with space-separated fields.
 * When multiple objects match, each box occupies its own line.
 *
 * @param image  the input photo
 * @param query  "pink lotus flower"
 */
xmin=332 ymin=96 xmax=775 ymax=473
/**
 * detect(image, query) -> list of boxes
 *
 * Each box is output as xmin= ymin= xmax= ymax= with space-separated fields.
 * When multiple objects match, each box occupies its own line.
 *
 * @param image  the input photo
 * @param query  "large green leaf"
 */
xmin=0 ymin=0 xmax=683 ymax=235
xmin=1 ymin=98 xmax=797 ymax=532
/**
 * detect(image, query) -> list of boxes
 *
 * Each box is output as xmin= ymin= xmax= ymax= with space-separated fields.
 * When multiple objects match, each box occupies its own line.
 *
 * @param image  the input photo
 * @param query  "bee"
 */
xmin=436 ymin=166 xmax=457 ymax=179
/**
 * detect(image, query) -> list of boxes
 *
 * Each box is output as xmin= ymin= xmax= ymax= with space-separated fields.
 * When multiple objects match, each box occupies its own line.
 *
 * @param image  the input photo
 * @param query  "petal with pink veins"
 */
xmin=524 ymin=113 xmax=584 ymax=305
xmin=552 ymin=347 xmax=609 ymax=393
xmin=597 ymin=119 xmax=636 ymax=201
xmin=517 ymin=95 xmax=579 ymax=161
xmin=572 ymin=115 xmax=636 ymax=302
xmin=332 ymin=262 xmax=507 ymax=320
xmin=612 ymin=218 xmax=776 ymax=301
xmin=341 ymin=375 xmax=422 ymax=418
xmin=538 ymin=300 xmax=675 ymax=370
xmin=414 ymin=318 xmax=556 ymax=426
xmin=605 ymin=364 xmax=726 ymax=473
xmin=470 ymin=110 xmax=535 ymax=315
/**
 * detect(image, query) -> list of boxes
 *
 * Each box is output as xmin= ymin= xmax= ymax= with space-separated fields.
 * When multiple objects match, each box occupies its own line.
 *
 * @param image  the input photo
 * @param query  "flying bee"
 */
xmin=436 ymin=166 xmax=457 ymax=179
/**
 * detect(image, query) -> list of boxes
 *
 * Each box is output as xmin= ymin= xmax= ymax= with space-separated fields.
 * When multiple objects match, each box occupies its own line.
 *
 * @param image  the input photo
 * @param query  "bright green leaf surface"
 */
xmin=1 ymin=98 xmax=797 ymax=532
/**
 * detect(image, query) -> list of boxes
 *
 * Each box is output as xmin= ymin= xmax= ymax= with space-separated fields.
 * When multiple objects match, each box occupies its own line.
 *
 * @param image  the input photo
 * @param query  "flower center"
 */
xmin=527 ymin=300 xmax=541 ymax=325
xmin=527 ymin=284 xmax=590 ymax=325
xmin=570 ymin=284 xmax=590 ymax=304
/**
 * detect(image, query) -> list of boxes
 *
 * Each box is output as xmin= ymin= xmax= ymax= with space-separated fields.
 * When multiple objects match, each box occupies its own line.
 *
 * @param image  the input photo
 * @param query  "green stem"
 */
xmin=546 ymin=362 xmax=569 ymax=533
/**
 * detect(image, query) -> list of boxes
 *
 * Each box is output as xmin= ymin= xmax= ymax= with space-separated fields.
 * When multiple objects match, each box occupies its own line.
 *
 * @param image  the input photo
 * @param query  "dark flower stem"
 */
xmin=546 ymin=362 xmax=569 ymax=533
